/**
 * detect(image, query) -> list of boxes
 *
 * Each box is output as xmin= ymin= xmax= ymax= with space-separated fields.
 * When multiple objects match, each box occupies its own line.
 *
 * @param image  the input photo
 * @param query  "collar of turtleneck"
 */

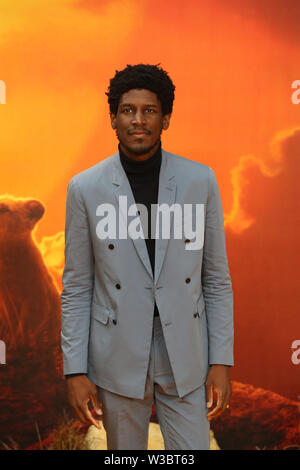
xmin=118 ymin=142 xmax=162 ymax=175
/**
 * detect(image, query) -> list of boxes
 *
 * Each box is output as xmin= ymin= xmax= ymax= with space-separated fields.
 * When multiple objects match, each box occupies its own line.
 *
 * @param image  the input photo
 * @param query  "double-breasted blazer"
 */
xmin=61 ymin=148 xmax=234 ymax=399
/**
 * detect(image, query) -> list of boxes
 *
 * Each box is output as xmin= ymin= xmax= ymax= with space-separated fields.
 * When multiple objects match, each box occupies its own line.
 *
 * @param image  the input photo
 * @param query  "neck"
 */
xmin=119 ymin=140 xmax=161 ymax=162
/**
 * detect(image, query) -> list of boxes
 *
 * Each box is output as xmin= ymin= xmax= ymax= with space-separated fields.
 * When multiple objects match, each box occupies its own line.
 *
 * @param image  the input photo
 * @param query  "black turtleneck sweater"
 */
xmin=119 ymin=143 xmax=161 ymax=317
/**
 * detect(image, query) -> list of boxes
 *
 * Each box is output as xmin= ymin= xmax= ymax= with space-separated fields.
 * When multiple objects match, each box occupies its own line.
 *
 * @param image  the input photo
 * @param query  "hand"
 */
xmin=66 ymin=375 xmax=102 ymax=429
xmin=205 ymin=365 xmax=232 ymax=422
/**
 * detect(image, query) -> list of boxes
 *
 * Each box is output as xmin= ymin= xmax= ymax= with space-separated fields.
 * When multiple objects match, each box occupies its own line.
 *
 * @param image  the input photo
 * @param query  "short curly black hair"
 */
xmin=105 ymin=63 xmax=175 ymax=116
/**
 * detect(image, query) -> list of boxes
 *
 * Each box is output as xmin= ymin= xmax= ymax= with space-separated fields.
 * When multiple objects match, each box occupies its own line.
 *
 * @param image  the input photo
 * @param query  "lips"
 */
xmin=129 ymin=130 xmax=150 ymax=136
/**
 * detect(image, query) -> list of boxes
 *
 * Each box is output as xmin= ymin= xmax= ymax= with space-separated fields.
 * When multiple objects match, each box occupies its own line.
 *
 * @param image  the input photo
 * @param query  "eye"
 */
xmin=122 ymin=108 xmax=132 ymax=113
xmin=145 ymin=108 xmax=155 ymax=113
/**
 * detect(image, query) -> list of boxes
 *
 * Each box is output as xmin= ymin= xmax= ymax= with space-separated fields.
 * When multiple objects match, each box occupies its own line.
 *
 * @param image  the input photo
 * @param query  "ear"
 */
xmin=162 ymin=113 xmax=171 ymax=131
xmin=110 ymin=113 xmax=117 ymax=130
xmin=25 ymin=200 xmax=45 ymax=223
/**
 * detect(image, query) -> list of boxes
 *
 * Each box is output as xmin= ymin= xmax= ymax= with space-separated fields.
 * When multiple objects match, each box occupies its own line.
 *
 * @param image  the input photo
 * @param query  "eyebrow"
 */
xmin=119 ymin=103 xmax=159 ymax=108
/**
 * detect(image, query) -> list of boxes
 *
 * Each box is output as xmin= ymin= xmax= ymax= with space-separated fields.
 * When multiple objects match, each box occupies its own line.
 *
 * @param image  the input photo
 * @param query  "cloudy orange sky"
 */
xmin=0 ymin=0 xmax=299 ymax=237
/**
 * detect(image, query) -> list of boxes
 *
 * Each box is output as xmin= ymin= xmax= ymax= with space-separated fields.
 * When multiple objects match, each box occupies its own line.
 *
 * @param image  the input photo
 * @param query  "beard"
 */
xmin=116 ymin=130 xmax=162 ymax=157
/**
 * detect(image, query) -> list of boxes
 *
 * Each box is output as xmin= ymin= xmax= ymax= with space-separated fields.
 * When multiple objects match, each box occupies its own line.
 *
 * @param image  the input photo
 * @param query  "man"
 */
xmin=61 ymin=64 xmax=234 ymax=450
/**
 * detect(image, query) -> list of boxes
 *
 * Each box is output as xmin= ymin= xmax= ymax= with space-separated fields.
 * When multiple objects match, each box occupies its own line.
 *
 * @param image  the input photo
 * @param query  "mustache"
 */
xmin=128 ymin=128 xmax=152 ymax=135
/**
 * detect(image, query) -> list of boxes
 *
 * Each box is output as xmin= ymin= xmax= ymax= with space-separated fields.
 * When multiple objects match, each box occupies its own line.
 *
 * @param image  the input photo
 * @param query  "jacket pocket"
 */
xmin=91 ymin=301 xmax=110 ymax=325
xmin=197 ymin=294 xmax=205 ymax=318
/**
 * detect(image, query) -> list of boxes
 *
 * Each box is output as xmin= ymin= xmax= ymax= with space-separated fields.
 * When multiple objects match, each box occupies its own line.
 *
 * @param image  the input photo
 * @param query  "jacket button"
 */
xmin=112 ymin=319 xmax=117 ymax=325
xmin=185 ymin=278 xmax=191 ymax=284
xmin=115 ymin=283 xmax=121 ymax=290
xmin=108 ymin=244 xmax=114 ymax=250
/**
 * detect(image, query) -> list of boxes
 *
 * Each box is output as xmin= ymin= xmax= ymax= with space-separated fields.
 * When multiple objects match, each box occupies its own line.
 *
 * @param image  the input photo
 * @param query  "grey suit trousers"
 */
xmin=97 ymin=315 xmax=210 ymax=450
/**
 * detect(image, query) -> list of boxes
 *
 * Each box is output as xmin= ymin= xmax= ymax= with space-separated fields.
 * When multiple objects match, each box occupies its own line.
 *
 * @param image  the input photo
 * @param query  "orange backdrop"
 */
xmin=0 ymin=0 xmax=299 ymax=449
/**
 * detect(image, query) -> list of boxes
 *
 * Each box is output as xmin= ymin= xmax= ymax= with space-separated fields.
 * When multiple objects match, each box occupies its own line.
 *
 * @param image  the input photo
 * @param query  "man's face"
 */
xmin=110 ymin=88 xmax=171 ymax=161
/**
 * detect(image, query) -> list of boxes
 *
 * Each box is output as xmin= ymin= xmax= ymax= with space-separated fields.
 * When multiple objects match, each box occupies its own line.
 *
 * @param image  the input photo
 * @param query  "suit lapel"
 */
xmin=112 ymin=152 xmax=153 ymax=279
xmin=111 ymin=149 xmax=176 ymax=284
xmin=154 ymin=149 xmax=176 ymax=284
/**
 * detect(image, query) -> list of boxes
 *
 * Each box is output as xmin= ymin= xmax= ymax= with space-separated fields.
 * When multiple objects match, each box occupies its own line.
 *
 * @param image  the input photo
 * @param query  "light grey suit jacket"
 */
xmin=61 ymin=149 xmax=234 ymax=399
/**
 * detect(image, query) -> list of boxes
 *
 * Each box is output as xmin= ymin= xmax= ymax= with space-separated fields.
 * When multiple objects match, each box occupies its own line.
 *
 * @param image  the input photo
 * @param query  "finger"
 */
xmin=207 ymin=389 xmax=224 ymax=421
xmin=222 ymin=390 xmax=231 ymax=411
xmin=72 ymin=403 xmax=92 ymax=426
xmin=207 ymin=388 xmax=231 ymax=421
xmin=68 ymin=390 xmax=88 ymax=425
xmin=80 ymin=400 xmax=102 ymax=429
xmin=205 ymin=383 xmax=213 ymax=408
xmin=207 ymin=405 xmax=223 ymax=421
xmin=90 ymin=391 xmax=102 ymax=416
xmin=207 ymin=399 xmax=223 ymax=420
xmin=220 ymin=387 xmax=231 ymax=412
xmin=220 ymin=385 xmax=231 ymax=409
xmin=85 ymin=407 xmax=102 ymax=429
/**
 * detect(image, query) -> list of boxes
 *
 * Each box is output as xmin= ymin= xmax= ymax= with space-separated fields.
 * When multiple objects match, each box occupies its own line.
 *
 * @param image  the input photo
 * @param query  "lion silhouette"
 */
xmin=0 ymin=196 xmax=67 ymax=448
xmin=0 ymin=197 xmax=60 ymax=348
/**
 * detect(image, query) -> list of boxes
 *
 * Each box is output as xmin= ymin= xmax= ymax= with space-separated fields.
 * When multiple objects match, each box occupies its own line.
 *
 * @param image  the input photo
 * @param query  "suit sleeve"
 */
xmin=61 ymin=177 xmax=95 ymax=375
xmin=201 ymin=167 xmax=234 ymax=366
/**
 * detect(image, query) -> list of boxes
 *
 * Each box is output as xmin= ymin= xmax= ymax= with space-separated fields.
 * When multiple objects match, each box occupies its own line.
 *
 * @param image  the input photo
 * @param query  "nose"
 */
xmin=131 ymin=110 xmax=146 ymax=125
